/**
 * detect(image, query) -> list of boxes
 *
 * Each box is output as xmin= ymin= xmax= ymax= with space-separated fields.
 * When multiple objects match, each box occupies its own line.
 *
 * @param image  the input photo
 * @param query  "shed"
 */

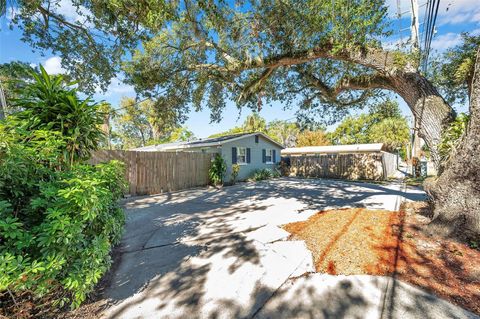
xmin=281 ymin=143 xmax=398 ymax=180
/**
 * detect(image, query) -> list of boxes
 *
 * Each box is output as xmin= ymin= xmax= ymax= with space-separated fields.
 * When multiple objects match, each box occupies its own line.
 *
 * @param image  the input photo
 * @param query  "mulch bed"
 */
xmin=283 ymin=205 xmax=480 ymax=315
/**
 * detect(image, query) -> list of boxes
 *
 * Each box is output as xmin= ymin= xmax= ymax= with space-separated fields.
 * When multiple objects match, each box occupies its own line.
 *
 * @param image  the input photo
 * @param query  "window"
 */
xmin=265 ymin=149 xmax=273 ymax=163
xmin=237 ymin=147 xmax=247 ymax=164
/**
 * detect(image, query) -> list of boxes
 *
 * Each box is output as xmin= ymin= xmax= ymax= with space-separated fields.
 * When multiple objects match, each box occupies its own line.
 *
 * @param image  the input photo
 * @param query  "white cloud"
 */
xmin=107 ymin=78 xmax=135 ymax=95
xmin=55 ymin=0 xmax=93 ymax=27
xmin=42 ymin=56 xmax=66 ymax=74
xmin=437 ymin=0 xmax=480 ymax=25
xmin=429 ymin=32 xmax=462 ymax=51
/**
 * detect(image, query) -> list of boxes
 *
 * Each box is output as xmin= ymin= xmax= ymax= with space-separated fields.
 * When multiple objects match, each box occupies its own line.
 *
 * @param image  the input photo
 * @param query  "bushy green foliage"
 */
xmin=8 ymin=66 xmax=105 ymax=166
xmin=209 ymin=154 xmax=226 ymax=185
xmin=438 ymin=113 xmax=470 ymax=163
xmin=0 ymin=68 xmax=126 ymax=311
xmin=249 ymin=168 xmax=280 ymax=181
xmin=329 ymin=100 xmax=410 ymax=154
xmin=231 ymin=163 xmax=240 ymax=184
xmin=431 ymin=33 xmax=480 ymax=105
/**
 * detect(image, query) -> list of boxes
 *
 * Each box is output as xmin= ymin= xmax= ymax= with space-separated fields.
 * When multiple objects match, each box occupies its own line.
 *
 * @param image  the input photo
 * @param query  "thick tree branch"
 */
xmin=187 ymin=43 xmax=403 ymax=76
xmin=300 ymin=71 xmax=391 ymax=104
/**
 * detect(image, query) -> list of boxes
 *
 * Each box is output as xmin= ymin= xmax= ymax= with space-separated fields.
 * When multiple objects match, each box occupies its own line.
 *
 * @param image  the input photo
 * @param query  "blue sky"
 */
xmin=1 ymin=0 xmax=479 ymax=138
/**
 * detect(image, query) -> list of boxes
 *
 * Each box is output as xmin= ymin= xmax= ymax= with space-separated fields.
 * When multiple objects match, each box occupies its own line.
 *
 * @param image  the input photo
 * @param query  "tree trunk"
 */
xmin=390 ymin=72 xmax=455 ymax=167
xmin=424 ymin=47 xmax=480 ymax=236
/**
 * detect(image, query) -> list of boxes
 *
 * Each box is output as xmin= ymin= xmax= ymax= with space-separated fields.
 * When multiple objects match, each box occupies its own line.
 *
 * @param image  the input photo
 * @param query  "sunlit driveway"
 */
xmin=100 ymin=178 xmax=477 ymax=319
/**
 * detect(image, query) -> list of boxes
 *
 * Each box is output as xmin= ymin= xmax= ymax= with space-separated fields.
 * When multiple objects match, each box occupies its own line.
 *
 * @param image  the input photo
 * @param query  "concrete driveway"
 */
xmin=101 ymin=178 xmax=477 ymax=319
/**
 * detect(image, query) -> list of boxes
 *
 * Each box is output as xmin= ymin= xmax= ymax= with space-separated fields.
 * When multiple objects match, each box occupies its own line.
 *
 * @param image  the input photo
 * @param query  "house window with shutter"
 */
xmin=265 ymin=149 xmax=274 ymax=163
xmin=237 ymin=147 xmax=247 ymax=164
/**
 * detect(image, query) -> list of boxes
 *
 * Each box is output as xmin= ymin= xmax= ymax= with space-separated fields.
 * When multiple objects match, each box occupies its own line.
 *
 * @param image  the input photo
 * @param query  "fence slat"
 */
xmin=88 ymin=150 xmax=212 ymax=195
xmin=289 ymin=153 xmax=386 ymax=181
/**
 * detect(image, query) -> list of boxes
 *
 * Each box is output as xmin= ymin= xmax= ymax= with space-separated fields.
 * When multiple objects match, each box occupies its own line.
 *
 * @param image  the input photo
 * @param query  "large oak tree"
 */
xmin=2 ymin=0 xmax=479 ymax=235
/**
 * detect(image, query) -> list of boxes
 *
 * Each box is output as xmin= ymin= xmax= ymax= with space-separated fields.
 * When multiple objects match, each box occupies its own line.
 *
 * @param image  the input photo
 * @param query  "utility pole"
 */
xmin=410 ymin=0 xmax=420 ymax=51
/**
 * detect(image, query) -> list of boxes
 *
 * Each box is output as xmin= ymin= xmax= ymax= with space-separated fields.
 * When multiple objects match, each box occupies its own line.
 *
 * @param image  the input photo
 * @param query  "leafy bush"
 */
xmin=8 ymin=65 xmax=105 ymax=166
xmin=438 ymin=113 xmax=470 ymax=163
xmin=231 ymin=163 xmax=240 ymax=184
xmin=209 ymin=154 xmax=226 ymax=185
xmin=0 ymin=160 xmax=126 ymax=309
xmin=0 ymin=67 xmax=126 ymax=313
xmin=249 ymin=168 xmax=280 ymax=181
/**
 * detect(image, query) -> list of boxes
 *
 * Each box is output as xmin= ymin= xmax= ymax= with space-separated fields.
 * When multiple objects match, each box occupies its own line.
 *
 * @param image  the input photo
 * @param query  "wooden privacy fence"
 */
xmin=88 ymin=150 xmax=213 ymax=195
xmin=288 ymin=153 xmax=394 ymax=181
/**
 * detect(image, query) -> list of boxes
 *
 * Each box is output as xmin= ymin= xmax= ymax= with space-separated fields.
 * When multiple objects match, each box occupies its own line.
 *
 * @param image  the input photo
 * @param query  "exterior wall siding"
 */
xmin=220 ymin=135 xmax=282 ymax=182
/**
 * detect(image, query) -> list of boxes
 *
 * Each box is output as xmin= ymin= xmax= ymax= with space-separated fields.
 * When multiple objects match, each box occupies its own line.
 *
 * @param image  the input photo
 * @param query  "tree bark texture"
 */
xmin=424 ymin=47 xmax=480 ymax=236
xmin=389 ymin=72 xmax=454 ymax=166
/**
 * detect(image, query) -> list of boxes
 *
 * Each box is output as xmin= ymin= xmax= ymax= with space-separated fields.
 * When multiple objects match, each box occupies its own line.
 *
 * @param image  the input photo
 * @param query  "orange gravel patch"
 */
xmin=283 ymin=207 xmax=480 ymax=315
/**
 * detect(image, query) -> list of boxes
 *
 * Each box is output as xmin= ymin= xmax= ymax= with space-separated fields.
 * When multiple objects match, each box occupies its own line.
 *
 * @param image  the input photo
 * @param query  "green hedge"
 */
xmin=0 ymin=128 xmax=126 ymax=310
xmin=0 ymin=161 xmax=126 ymax=309
xmin=0 ymin=67 xmax=127 ymax=312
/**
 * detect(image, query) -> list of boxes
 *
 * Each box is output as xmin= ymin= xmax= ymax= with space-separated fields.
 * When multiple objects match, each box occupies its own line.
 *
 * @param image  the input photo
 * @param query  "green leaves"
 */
xmin=0 ymin=72 xmax=126 ymax=311
xmin=430 ymin=33 xmax=480 ymax=105
xmin=438 ymin=113 xmax=470 ymax=164
xmin=0 ymin=160 xmax=126 ymax=309
xmin=8 ymin=65 xmax=105 ymax=166
xmin=329 ymin=99 xmax=410 ymax=153
xmin=209 ymin=154 xmax=227 ymax=185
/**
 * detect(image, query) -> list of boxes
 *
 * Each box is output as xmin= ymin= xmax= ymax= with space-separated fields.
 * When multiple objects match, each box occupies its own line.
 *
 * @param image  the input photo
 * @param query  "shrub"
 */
xmin=0 ymin=67 xmax=126 ymax=313
xmin=0 ymin=126 xmax=126 ymax=310
xmin=0 ymin=162 xmax=126 ymax=308
xmin=209 ymin=154 xmax=226 ymax=185
xmin=8 ymin=65 xmax=105 ymax=166
xmin=249 ymin=168 xmax=280 ymax=181
xmin=231 ymin=163 xmax=240 ymax=184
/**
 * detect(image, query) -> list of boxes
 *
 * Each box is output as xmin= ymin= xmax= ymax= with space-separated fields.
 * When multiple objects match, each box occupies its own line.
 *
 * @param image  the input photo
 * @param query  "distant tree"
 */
xmin=330 ymin=114 xmax=374 ymax=145
xmin=148 ymin=126 xmax=195 ymax=144
xmin=209 ymin=113 xmax=268 ymax=138
xmin=242 ymin=113 xmax=267 ymax=133
xmin=296 ymin=130 xmax=330 ymax=147
xmin=368 ymin=99 xmax=402 ymax=120
xmin=97 ymin=102 xmax=117 ymax=149
xmin=114 ymin=97 xmax=187 ymax=148
xmin=0 ymin=61 xmax=37 ymax=117
xmin=116 ymin=98 xmax=154 ymax=148
xmin=368 ymin=117 xmax=410 ymax=152
xmin=431 ymin=33 xmax=480 ymax=105
xmin=330 ymin=99 xmax=409 ymax=150
xmin=266 ymin=120 xmax=299 ymax=147
xmin=208 ymin=126 xmax=246 ymax=138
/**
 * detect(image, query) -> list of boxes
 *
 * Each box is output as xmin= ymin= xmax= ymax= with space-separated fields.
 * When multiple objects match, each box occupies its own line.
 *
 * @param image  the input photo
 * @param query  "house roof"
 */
xmin=281 ymin=143 xmax=386 ymax=155
xmin=132 ymin=132 xmax=284 ymax=152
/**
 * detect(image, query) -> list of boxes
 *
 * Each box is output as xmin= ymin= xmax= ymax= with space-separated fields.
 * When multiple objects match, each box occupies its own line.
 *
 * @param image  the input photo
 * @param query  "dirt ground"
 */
xmin=283 ymin=204 xmax=480 ymax=315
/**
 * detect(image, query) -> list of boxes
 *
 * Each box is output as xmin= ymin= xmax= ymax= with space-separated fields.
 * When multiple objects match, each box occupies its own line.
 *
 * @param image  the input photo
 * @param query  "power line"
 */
xmin=422 ymin=0 xmax=440 ymax=72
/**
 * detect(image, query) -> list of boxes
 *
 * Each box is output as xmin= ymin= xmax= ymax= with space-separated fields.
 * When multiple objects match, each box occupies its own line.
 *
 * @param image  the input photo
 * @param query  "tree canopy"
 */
xmin=114 ymin=97 xmax=194 ymax=148
xmin=330 ymin=100 xmax=410 ymax=153
xmin=4 ymin=0 xmax=391 ymax=125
